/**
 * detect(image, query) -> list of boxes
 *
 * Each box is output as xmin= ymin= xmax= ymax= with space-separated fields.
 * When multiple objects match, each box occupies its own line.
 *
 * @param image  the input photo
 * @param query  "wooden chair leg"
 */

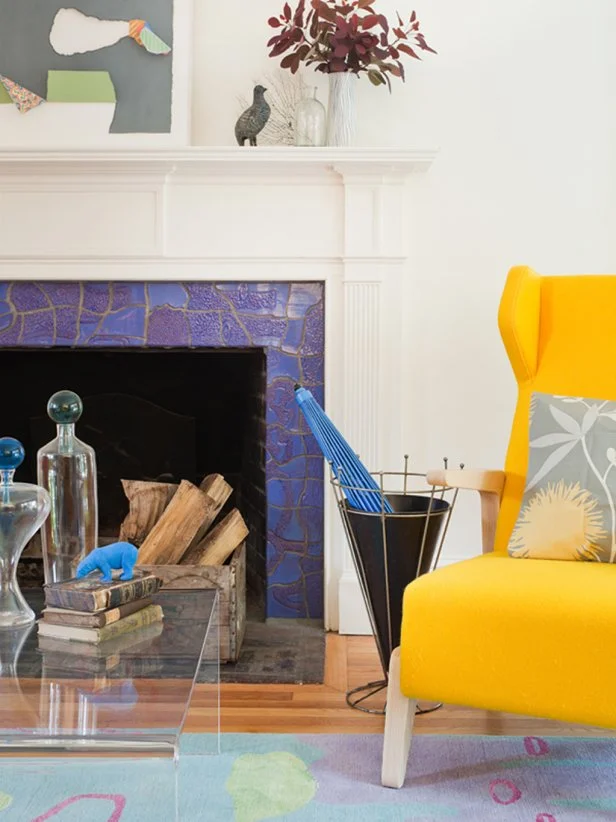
xmin=381 ymin=646 xmax=416 ymax=789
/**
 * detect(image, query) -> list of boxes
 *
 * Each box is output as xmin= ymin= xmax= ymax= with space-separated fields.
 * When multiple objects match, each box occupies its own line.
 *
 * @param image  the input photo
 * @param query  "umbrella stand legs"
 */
xmin=345 ymin=679 xmax=442 ymax=716
xmin=346 ymin=679 xmax=388 ymax=714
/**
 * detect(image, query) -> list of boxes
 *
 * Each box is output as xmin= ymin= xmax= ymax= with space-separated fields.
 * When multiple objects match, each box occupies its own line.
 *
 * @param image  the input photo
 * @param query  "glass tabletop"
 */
xmin=0 ymin=588 xmax=219 ymax=757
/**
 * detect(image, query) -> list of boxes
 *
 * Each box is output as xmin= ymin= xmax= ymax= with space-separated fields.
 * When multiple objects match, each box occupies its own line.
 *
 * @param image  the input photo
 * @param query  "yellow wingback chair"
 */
xmin=382 ymin=266 xmax=616 ymax=788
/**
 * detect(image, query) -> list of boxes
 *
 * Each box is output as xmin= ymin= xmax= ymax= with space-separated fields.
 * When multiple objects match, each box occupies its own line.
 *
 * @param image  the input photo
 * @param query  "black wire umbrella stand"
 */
xmin=331 ymin=456 xmax=462 ymax=716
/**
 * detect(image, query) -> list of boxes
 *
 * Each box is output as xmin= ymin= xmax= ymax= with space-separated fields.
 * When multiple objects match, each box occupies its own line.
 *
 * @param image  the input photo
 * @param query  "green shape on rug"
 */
xmin=552 ymin=798 xmax=616 ymax=811
xmin=47 ymin=70 xmax=116 ymax=103
xmin=0 ymin=84 xmax=10 ymax=104
xmin=0 ymin=792 xmax=12 ymax=811
xmin=226 ymin=751 xmax=316 ymax=822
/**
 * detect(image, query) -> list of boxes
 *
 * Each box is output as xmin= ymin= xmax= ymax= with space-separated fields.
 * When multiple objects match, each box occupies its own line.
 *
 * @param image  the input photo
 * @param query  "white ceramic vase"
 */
xmin=326 ymin=73 xmax=357 ymax=147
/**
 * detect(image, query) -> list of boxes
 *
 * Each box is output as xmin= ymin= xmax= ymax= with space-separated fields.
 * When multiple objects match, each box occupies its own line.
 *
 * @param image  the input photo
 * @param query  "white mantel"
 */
xmin=0 ymin=146 xmax=436 ymax=633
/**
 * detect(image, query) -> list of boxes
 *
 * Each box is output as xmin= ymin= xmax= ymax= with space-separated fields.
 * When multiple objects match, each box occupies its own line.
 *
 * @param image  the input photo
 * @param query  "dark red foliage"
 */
xmin=267 ymin=0 xmax=435 ymax=87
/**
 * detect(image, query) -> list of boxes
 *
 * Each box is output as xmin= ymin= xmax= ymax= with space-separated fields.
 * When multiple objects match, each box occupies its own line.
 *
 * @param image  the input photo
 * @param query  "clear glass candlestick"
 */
xmin=37 ymin=391 xmax=98 ymax=585
xmin=0 ymin=438 xmax=50 ymax=627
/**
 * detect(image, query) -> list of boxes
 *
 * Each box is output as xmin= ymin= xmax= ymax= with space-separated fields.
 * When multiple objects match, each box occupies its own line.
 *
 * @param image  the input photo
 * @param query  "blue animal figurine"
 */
xmin=76 ymin=541 xmax=138 ymax=584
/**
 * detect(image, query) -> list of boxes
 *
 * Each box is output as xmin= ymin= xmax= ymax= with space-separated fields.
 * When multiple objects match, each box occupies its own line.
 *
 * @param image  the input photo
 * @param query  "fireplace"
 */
xmin=0 ymin=280 xmax=325 ymax=619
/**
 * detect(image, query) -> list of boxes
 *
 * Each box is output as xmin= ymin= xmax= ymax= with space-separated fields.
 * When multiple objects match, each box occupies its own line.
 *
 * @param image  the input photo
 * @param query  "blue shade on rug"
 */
xmin=0 ymin=733 xmax=615 ymax=821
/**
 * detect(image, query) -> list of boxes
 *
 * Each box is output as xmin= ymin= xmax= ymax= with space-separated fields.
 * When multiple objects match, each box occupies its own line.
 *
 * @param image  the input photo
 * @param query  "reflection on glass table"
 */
xmin=0 ymin=588 xmax=219 ymax=756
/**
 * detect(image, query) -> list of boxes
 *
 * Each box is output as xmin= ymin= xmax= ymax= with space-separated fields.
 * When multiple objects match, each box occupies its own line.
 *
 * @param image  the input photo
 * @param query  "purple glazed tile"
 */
xmin=243 ymin=316 xmax=288 ymax=347
xmin=98 ymin=307 xmax=147 ymax=341
xmin=298 ymin=508 xmax=324 ymax=543
xmin=304 ymin=453 xmax=324 ymax=477
xmin=266 ymin=430 xmax=306 ymax=466
xmin=299 ymin=478 xmax=323 ymax=509
xmin=221 ymin=312 xmax=250 ymax=346
xmin=55 ymin=307 xmax=80 ymax=345
xmin=219 ymin=282 xmax=288 ymax=317
xmin=41 ymin=282 xmax=81 ymax=307
xmin=268 ymin=350 xmax=302 ymax=382
xmin=281 ymin=319 xmax=305 ymax=355
xmin=307 ymin=540 xmax=324 ymax=557
xmin=303 ymin=572 xmax=324 ymax=618
xmin=268 ymin=584 xmax=304 ymax=618
xmin=0 ymin=284 xmax=8 ymax=300
xmin=267 ymin=477 xmax=305 ymax=509
xmin=188 ymin=311 xmax=222 ymax=346
xmin=82 ymin=283 xmax=111 ymax=314
xmin=112 ymin=283 xmax=146 ymax=311
xmin=185 ymin=284 xmax=228 ymax=311
xmin=266 ymin=378 xmax=300 ymax=429
xmin=300 ymin=303 xmax=325 ymax=356
xmin=300 ymin=355 xmax=325 ymax=387
xmin=147 ymin=307 xmax=190 ymax=346
xmin=269 ymin=506 xmax=301 ymax=542
xmin=22 ymin=309 xmax=55 ymax=345
xmin=288 ymin=283 xmax=323 ymax=319
xmin=77 ymin=310 xmax=103 ymax=344
xmin=0 ymin=302 xmax=14 ymax=333
xmin=0 ymin=314 xmax=22 ymax=345
xmin=11 ymin=282 xmax=49 ymax=312
xmin=299 ymin=554 xmax=322 ymax=578
xmin=147 ymin=283 xmax=188 ymax=309
xmin=269 ymin=551 xmax=303 ymax=585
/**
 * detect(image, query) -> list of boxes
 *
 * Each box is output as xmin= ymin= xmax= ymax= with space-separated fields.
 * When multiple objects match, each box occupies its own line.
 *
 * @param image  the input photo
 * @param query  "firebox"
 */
xmin=0 ymin=281 xmax=325 ymax=618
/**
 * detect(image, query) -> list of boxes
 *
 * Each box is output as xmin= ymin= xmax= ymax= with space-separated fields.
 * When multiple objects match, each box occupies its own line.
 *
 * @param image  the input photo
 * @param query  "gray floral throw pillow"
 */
xmin=509 ymin=392 xmax=616 ymax=562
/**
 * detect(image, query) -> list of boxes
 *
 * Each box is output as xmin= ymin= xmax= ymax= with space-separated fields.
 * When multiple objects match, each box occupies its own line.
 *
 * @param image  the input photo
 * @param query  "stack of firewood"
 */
xmin=119 ymin=475 xmax=249 ymax=567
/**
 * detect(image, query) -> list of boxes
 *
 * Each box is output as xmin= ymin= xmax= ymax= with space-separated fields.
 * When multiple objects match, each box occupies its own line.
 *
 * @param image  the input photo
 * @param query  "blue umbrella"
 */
xmin=295 ymin=386 xmax=393 ymax=514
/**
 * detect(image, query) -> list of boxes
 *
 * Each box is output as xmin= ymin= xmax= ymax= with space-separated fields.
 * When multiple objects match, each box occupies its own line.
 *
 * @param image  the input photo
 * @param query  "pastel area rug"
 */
xmin=0 ymin=734 xmax=614 ymax=821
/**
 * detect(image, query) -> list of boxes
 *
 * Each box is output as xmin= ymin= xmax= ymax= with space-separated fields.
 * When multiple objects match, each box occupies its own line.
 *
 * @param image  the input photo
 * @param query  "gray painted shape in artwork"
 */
xmin=0 ymin=0 xmax=173 ymax=134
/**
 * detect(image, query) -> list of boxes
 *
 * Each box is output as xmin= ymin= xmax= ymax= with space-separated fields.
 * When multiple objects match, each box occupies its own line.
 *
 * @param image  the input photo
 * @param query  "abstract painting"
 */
xmin=0 ymin=0 xmax=192 ymax=146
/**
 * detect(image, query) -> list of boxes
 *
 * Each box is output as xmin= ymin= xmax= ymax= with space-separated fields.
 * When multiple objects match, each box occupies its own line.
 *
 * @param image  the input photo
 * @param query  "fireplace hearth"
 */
xmin=0 ymin=281 xmax=325 ymax=619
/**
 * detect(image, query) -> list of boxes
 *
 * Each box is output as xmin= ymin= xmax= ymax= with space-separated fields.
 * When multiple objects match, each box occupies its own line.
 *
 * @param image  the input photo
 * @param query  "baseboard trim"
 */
xmin=338 ymin=572 xmax=372 ymax=636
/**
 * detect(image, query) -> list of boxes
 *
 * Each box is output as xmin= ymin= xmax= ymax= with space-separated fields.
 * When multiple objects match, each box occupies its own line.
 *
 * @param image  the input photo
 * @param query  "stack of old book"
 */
xmin=38 ymin=570 xmax=163 ymax=646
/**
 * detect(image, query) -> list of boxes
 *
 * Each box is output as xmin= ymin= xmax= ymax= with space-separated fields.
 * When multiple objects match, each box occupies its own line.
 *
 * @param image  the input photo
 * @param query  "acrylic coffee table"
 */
xmin=0 ymin=588 xmax=219 ymax=757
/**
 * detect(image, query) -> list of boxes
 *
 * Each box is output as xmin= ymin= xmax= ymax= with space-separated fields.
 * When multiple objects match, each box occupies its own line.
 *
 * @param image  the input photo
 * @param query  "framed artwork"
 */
xmin=0 ymin=0 xmax=192 ymax=147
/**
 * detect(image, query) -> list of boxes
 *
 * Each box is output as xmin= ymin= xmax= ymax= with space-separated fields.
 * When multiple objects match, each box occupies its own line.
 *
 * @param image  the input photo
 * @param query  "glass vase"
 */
xmin=0 ymin=438 xmax=50 ymax=627
xmin=295 ymin=86 xmax=326 ymax=147
xmin=326 ymin=72 xmax=357 ymax=147
xmin=37 ymin=390 xmax=98 ymax=585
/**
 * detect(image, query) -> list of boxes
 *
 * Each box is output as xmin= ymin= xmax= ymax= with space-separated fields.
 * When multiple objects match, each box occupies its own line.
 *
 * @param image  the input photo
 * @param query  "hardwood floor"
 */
xmin=186 ymin=633 xmax=616 ymax=737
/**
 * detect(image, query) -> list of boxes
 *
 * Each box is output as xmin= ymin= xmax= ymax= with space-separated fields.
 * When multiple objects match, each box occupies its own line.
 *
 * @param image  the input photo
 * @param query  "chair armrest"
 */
xmin=426 ymin=469 xmax=505 ymax=496
xmin=426 ymin=469 xmax=506 ymax=554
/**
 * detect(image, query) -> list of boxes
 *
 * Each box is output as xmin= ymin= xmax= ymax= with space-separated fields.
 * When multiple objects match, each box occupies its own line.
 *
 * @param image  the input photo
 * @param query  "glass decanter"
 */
xmin=0 ymin=438 xmax=50 ymax=627
xmin=37 ymin=390 xmax=98 ymax=585
xmin=295 ymin=86 xmax=327 ymax=147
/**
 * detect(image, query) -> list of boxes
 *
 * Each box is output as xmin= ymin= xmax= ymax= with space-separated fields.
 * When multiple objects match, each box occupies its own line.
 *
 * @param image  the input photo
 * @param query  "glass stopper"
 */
xmin=47 ymin=390 xmax=83 ymax=424
xmin=0 ymin=437 xmax=25 ymax=472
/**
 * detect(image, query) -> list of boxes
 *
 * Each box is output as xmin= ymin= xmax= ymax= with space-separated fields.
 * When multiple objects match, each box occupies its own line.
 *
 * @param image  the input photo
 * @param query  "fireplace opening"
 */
xmin=4 ymin=347 xmax=267 ymax=610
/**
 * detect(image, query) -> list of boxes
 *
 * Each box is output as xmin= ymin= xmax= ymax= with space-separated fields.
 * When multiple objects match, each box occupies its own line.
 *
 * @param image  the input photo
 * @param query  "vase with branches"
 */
xmin=267 ymin=0 xmax=435 ymax=145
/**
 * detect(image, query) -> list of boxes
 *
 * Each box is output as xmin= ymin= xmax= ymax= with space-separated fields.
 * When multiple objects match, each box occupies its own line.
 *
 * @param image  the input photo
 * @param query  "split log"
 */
xmin=194 ymin=474 xmax=233 ymax=544
xmin=118 ymin=480 xmax=178 ymax=546
xmin=137 ymin=480 xmax=211 ymax=565
xmin=136 ymin=475 xmax=232 ymax=565
xmin=181 ymin=509 xmax=249 ymax=567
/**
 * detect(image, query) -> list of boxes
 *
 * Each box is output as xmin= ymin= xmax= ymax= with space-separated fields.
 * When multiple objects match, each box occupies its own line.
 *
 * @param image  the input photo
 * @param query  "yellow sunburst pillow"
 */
xmin=509 ymin=392 xmax=616 ymax=561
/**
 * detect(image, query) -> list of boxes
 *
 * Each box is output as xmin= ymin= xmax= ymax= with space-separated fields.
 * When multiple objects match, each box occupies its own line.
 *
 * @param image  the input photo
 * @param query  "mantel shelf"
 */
xmin=0 ymin=146 xmax=438 ymax=180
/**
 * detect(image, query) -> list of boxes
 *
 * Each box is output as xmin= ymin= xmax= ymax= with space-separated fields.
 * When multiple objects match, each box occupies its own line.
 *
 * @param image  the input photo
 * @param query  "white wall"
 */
xmin=192 ymin=0 xmax=616 ymax=563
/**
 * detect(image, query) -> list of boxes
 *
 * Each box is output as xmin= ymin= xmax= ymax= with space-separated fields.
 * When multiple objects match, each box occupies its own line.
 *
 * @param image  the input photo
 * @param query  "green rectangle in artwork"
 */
xmin=0 ymin=84 xmax=11 ymax=104
xmin=47 ymin=71 xmax=116 ymax=104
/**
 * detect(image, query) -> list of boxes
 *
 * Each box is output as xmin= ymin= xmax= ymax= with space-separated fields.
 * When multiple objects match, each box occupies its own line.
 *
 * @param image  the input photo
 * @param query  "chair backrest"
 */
xmin=494 ymin=266 xmax=616 ymax=552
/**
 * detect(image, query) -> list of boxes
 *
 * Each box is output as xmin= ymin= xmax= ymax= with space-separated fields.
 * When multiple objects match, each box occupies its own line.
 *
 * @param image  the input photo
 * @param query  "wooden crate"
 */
xmin=139 ymin=541 xmax=246 ymax=663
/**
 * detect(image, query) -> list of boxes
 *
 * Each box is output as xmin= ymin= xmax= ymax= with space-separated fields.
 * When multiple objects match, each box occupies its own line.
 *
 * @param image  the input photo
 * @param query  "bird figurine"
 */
xmin=235 ymin=85 xmax=271 ymax=147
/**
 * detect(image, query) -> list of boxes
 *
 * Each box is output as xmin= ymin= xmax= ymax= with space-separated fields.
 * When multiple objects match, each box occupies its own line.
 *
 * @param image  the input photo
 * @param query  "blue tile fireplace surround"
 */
xmin=0 ymin=281 xmax=325 ymax=619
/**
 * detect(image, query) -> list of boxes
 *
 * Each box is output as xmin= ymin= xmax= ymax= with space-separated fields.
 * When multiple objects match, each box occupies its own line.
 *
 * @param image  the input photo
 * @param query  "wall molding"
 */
xmin=0 ymin=146 xmax=437 ymax=181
